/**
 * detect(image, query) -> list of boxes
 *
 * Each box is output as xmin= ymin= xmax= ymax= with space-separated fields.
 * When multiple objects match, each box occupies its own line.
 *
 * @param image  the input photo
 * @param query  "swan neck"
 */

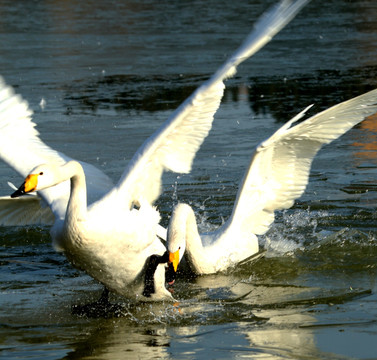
xmin=168 ymin=203 xmax=202 ymax=264
xmin=183 ymin=208 xmax=201 ymax=254
xmin=64 ymin=161 xmax=87 ymax=220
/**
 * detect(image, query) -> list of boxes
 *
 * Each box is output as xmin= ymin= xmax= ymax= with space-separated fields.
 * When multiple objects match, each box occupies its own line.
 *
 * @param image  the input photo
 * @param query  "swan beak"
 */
xmin=169 ymin=249 xmax=180 ymax=272
xmin=11 ymin=174 xmax=38 ymax=198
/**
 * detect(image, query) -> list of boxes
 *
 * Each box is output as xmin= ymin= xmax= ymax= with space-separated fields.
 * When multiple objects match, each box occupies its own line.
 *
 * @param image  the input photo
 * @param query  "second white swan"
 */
xmin=166 ymin=89 xmax=377 ymax=277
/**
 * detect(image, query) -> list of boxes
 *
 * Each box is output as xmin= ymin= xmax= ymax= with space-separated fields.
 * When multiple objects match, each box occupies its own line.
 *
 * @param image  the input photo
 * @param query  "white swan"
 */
xmin=166 ymin=89 xmax=377 ymax=277
xmin=0 ymin=0 xmax=309 ymax=300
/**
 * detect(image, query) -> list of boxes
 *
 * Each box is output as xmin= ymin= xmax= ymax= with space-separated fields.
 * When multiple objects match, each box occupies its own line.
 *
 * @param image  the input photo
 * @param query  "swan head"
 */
xmin=165 ymin=203 xmax=196 ymax=283
xmin=10 ymin=164 xmax=56 ymax=197
xmin=168 ymin=244 xmax=186 ymax=272
xmin=165 ymin=244 xmax=185 ymax=286
xmin=166 ymin=226 xmax=187 ymax=284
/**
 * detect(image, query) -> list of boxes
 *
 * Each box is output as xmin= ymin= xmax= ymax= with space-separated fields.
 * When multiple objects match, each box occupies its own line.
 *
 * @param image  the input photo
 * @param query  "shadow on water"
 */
xmin=62 ymin=65 xmax=377 ymax=122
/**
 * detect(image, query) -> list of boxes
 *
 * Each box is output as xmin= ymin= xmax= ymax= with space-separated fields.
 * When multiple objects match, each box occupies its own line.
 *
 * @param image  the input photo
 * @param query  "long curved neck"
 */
xmin=63 ymin=161 xmax=87 ymax=222
xmin=168 ymin=203 xmax=204 ymax=272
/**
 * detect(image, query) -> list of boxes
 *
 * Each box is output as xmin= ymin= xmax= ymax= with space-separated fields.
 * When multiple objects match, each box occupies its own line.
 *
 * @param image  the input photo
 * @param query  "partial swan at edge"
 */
xmin=0 ymin=0 xmax=309 ymax=300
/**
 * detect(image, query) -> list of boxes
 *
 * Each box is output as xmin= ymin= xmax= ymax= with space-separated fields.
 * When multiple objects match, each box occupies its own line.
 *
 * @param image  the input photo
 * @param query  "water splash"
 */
xmin=186 ymin=199 xmax=226 ymax=234
xmin=260 ymin=208 xmax=329 ymax=257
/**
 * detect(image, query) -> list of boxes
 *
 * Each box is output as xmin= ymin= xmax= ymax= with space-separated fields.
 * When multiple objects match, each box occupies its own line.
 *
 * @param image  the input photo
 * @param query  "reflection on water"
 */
xmin=3 ymin=215 xmax=376 ymax=359
xmin=6 ymin=279 xmax=371 ymax=360
xmin=57 ymin=64 xmax=377 ymax=123
xmin=64 ymin=74 xmax=201 ymax=114
xmin=1 ymin=0 xmax=377 ymax=359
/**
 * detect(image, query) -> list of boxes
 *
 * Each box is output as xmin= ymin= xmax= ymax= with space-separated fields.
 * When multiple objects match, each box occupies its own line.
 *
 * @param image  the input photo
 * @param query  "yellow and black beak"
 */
xmin=169 ymin=249 xmax=180 ymax=272
xmin=11 ymin=174 xmax=39 ymax=198
xmin=166 ymin=249 xmax=180 ymax=285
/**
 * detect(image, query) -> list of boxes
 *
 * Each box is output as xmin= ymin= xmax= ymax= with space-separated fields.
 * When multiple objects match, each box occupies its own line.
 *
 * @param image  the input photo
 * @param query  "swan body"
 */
xmin=167 ymin=89 xmax=377 ymax=276
xmin=0 ymin=0 xmax=308 ymax=300
xmin=12 ymin=161 xmax=168 ymax=299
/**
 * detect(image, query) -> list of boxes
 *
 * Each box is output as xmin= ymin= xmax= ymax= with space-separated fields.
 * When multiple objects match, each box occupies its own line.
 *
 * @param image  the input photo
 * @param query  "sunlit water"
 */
xmin=1 ymin=0 xmax=377 ymax=359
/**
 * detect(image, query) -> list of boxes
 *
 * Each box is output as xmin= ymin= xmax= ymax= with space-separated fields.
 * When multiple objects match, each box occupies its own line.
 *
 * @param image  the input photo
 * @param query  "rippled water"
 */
xmin=1 ymin=0 xmax=377 ymax=359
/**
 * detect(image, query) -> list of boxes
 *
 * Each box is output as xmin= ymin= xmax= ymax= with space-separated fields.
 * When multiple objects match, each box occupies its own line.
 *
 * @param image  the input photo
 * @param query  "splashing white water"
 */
xmin=260 ymin=208 xmax=330 ymax=257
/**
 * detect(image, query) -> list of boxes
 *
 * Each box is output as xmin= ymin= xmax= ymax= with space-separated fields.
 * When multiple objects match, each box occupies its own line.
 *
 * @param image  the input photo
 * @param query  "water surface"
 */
xmin=1 ymin=0 xmax=377 ymax=359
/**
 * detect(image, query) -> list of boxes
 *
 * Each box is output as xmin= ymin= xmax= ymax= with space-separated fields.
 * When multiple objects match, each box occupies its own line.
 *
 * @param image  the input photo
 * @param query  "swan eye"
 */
xmin=39 ymin=172 xmax=43 ymax=175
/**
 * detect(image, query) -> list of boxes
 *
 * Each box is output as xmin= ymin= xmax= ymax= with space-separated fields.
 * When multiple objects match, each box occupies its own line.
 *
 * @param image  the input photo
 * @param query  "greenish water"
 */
xmin=1 ymin=0 xmax=377 ymax=359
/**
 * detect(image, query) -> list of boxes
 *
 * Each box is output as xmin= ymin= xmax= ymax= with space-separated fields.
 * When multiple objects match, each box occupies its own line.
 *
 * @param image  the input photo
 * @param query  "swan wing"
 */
xmin=229 ymin=88 xmax=377 ymax=235
xmin=0 ymin=76 xmax=114 ymax=221
xmin=107 ymin=0 xmax=309 ymax=208
xmin=0 ymin=195 xmax=54 ymax=226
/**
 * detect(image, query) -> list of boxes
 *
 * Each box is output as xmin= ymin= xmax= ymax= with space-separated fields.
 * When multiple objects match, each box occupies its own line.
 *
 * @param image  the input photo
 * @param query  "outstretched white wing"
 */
xmin=0 ymin=77 xmax=114 ymax=224
xmin=105 ymin=0 xmax=309 ymax=209
xmin=229 ymin=88 xmax=377 ymax=235
xmin=0 ymin=195 xmax=54 ymax=226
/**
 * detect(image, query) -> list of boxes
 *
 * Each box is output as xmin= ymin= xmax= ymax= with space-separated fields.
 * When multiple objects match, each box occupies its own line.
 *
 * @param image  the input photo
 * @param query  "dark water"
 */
xmin=1 ymin=0 xmax=377 ymax=359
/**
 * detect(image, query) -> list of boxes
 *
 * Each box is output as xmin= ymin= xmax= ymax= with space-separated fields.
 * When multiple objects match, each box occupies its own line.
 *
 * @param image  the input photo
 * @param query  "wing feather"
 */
xmin=109 ymin=0 xmax=310 ymax=208
xmin=0 ymin=195 xmax=54 ymax=226
xmin=0 ymin=77 xmax=114 ymax=222
xmin=230 ymin=88 xmax=377 ymax=235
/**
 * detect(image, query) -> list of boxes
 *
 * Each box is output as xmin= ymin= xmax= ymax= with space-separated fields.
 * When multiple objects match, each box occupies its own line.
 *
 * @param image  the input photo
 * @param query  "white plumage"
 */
xmin=166 ymin=90 xmax=377 ymax=275
xmin=0 ymin=0 xmax=308 ymax=300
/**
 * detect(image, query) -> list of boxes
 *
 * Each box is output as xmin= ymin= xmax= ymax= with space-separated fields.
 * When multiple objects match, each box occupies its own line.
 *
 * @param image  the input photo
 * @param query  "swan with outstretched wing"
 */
xmin=0 ymin=0 xmax=309 ymax=300
xmin=166 ymin=90 xmax=377 ymax=277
